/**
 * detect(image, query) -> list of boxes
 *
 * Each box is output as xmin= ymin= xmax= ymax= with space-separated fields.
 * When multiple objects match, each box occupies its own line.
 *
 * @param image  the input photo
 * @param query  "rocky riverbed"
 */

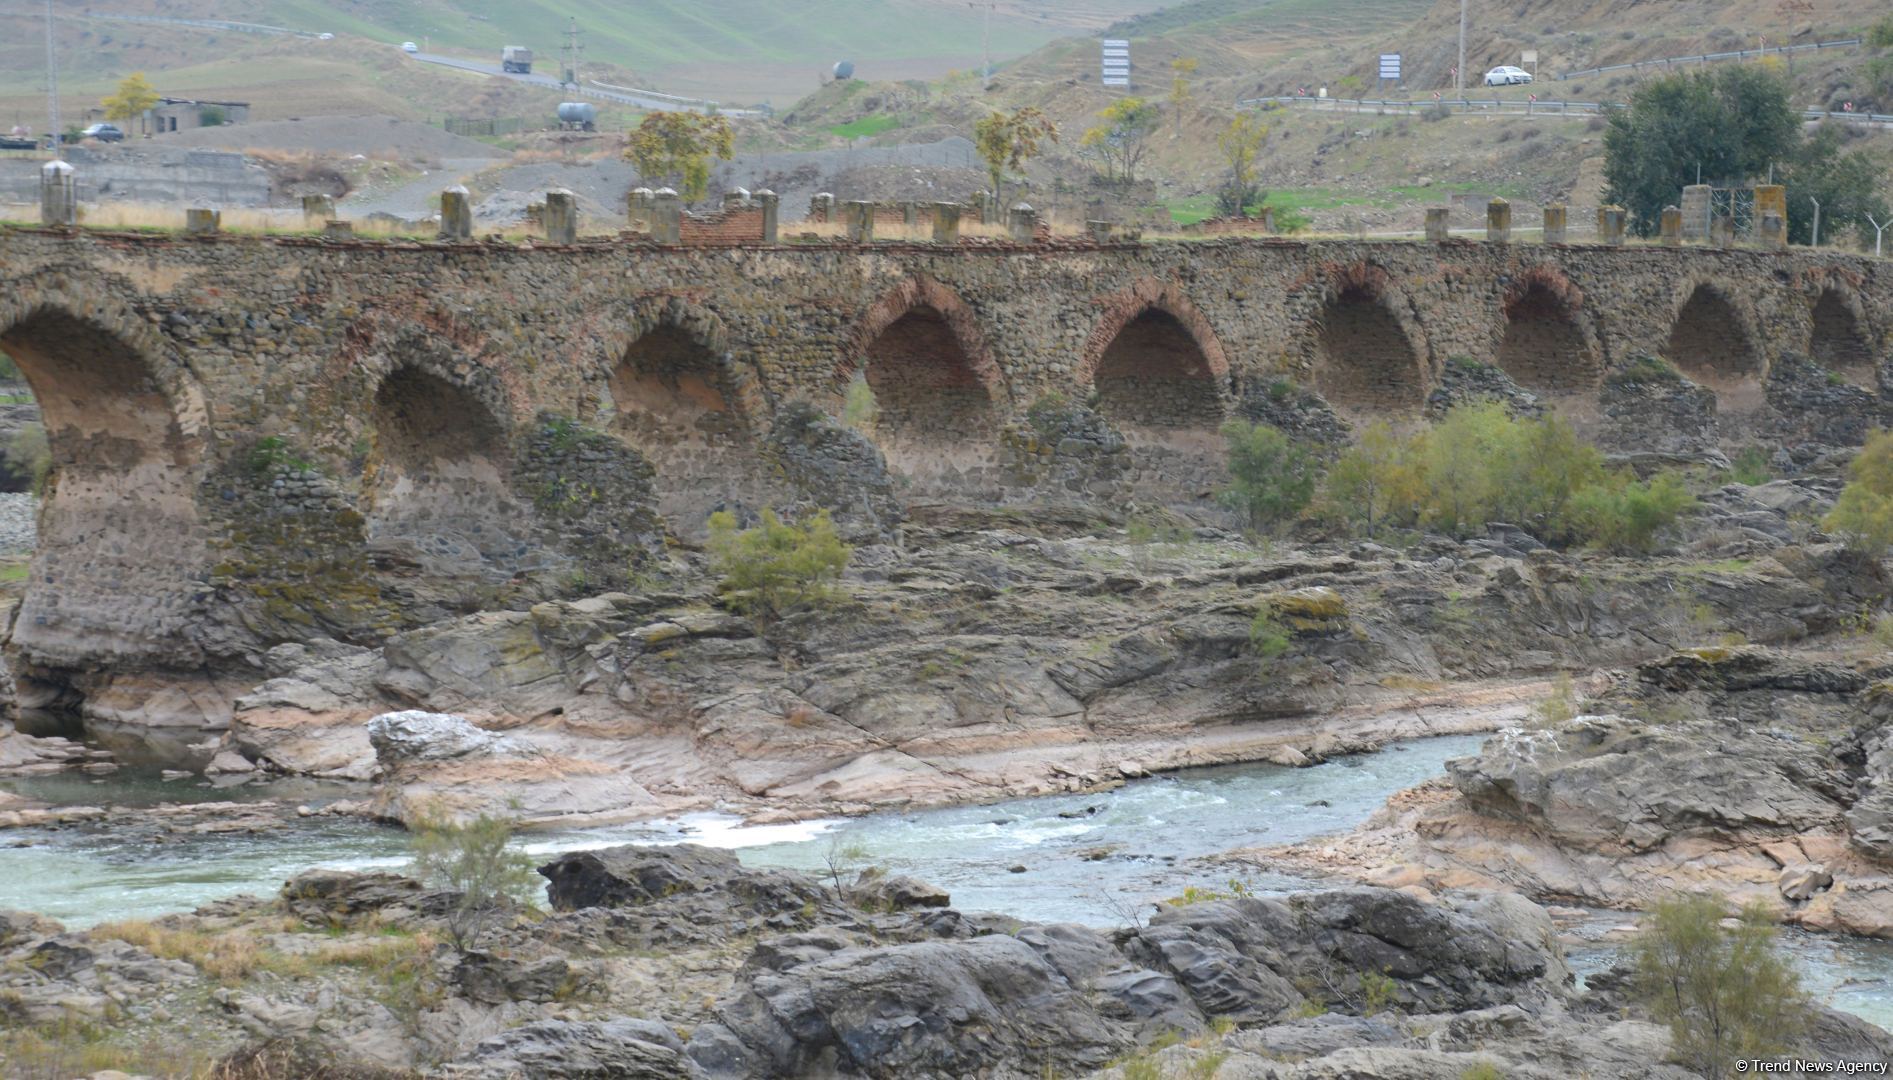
xmin=4 ymin=842 xmax=1890 ymax=1079
xmin=125 ymin=473 xmax=1872 ymax=837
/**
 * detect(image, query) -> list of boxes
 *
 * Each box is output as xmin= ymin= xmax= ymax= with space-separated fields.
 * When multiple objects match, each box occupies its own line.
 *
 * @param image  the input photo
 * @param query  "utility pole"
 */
xmin=1868 ymin=213 xmax=1888 ymax=258
xmin=981 ymin=2 xmax=993 ymax=90
xmin=1456 ymin=0 xmax=1467 ymax=94
xmin=562 ymin=18 xmax=583 ymax=91
xmin=43 ymin=0 xmax=59 ymax=158
xmin=1809 ymin=196 xmax=1820 ymax=247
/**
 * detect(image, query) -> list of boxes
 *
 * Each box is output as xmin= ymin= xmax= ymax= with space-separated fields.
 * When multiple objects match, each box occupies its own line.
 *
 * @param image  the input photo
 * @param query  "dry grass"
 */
xmin=91 ymin=918 xmax=440 ymax=988
xmin=0 ymin=1016 xmax=215 ymax=1080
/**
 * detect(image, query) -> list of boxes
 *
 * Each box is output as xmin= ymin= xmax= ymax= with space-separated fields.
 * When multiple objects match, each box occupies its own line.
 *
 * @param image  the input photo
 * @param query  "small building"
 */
xmin=150 ymin=97 xmax=251 ymax=133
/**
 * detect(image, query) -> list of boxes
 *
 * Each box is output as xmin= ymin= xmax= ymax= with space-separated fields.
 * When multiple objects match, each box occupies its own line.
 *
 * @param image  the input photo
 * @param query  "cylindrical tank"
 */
xmin=557 ymin=102 xmax=597 ymax=126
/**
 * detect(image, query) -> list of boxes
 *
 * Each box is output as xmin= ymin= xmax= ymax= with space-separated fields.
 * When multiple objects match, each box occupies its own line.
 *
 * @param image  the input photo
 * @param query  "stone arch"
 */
xmin=600 ymin=299 xmax=768 ymax=527
xmin=1808 ymin=287 xmax=1876 ymax=388
xmin=1308 ymin=263 xmax=1429 ymax=412
xmin=1495 ymin=266 xmax=1602 ymax=394
xmin=1664 ymin=281 xmax=1763 ymax=391
xmin=843 ymin=277 xmax=1007 ymax=486
xmin=357 ymin=342 xmax=524 ymax=562
xmin=1079 ymin=279 xmax=1230 ymax=433
xmin=0 ymin=277 xmax=212 ymax=673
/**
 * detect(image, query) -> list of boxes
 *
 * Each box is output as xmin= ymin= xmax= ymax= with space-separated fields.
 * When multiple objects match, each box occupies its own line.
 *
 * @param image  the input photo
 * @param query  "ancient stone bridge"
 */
xmin=0 ymin=225 xmax=1886 ymax=723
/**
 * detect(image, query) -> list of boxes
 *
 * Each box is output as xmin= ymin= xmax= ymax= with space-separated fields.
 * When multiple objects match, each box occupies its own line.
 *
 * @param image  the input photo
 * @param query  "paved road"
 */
xmin=406 ymin=52 xmax=759 ymax=116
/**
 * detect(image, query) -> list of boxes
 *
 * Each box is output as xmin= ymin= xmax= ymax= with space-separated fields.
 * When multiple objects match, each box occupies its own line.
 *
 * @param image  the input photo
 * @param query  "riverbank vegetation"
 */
xmin=1223 ymin=402 xmax=1697 ymax=552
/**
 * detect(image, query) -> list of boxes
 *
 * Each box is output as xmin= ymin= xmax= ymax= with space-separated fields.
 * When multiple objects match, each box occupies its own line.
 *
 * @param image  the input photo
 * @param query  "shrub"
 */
xmin=1633 ymin=892 xmax=1806 ymax=1077
xmin=1315 ymin=402 xmax=1689 ymax=550
xmin=408 ymin=808 xmax=540 ymax=954
xmin=1218 ymin=419 xmax=1320 ymax=534
xmin=1610 ymin=354 xmax=1683 ymax=386
xmin=1249 ymin=607 xmax=1292 ymax=660
xmin=1729 ymin=445 xmax=1772 ymax=486
xmin=841 ymin=372 xmax=877 ymax=430
xmin=7 ymin=423 xmax=48 ymax=494
xmin=1566 ymin=469 xmax=1694 ymax=552
xmin=707 ymin=509 xmax=852 ymax=618
xmin=1824 ymin=429 xmax=1893 ymax=557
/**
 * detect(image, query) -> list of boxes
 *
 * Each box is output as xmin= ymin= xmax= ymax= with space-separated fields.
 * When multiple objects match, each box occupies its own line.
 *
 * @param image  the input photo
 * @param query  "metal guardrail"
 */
xmin=1557 ymin=38 xmax=1862 ymax=81
xmin=1238 ymin=95 xmax=1618 ymax=116
xmin=57 ymin=13 xmax=316 ymax=37
xmin=582 ymin=81 xmax=767 ymax=118
xmin=1236 ymin=95 xmax=1893 ymax=125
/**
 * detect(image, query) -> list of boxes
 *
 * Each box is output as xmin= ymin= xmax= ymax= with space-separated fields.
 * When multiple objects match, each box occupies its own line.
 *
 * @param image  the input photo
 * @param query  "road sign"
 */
xmin=1521 ymin=49 xmax=1537 ymax=64
xmin=1378 ymin=53 xmax=1401 ymax=81
xmin=1102 ymin=38 xmax=1130 ymax=86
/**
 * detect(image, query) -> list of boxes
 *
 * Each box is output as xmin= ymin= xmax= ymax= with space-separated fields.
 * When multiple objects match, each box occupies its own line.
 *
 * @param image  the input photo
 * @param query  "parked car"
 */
xmin=0 ymin=133 xmax=37 ymax=150
xmin=80 ymin=123 xmax=124 ymax=142
xmin=401 ymin=41 xmax=419 ymax=53
xmin=318 ymin=32 xmax=335 ymax=40
xmin=1483 ymin=65 xmax=1532 ymax=86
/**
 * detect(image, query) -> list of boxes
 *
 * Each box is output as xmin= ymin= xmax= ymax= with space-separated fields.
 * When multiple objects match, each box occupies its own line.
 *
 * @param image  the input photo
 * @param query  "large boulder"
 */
xmin=537 ymin=844 xmax=858 ymax=947
xmin=442 ymin=1017 xmax=701 ymax=1079
xmin=683 ymin=881 xmax=1574 ymax=1079
xmin=689 ymin=935 xmax=1129 ymax=1079
xmin=365 ymin=710 xmax=522 ymax=764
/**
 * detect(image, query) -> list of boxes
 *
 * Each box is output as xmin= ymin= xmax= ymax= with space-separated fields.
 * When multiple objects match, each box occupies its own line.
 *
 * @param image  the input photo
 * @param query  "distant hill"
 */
xmin=0 ymin=0 xmax=1164 ymax=112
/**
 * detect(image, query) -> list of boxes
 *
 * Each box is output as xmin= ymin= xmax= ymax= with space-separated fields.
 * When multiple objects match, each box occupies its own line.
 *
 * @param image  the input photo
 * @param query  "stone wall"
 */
xmin=0 ymin=226 xmax=1887 ymax=702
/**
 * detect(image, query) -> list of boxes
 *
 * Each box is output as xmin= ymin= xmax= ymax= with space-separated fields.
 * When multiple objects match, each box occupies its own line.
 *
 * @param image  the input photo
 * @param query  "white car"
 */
xmin=1483 ymin=65 xmax=1532 ymax=86
xmin=318 ymin=32 xmax=335 ymax=40
xmin=401 ymin=41 xmax=419 ymax=53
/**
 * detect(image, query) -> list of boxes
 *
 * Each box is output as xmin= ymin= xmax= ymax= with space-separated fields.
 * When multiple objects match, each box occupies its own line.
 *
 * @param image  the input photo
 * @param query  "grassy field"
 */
xmin=0 ymin=0 xmax=1156 ymax=109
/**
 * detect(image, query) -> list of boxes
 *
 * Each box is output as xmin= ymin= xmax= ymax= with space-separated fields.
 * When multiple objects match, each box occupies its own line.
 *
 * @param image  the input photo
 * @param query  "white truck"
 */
xmin=501 ymin=46 xmax=533 ymax=74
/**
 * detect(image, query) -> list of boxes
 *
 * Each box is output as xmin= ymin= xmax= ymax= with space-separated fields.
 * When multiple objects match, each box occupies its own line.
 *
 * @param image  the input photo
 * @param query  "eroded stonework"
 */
xmin=0 ymin=226 xmax=1886 ymax=714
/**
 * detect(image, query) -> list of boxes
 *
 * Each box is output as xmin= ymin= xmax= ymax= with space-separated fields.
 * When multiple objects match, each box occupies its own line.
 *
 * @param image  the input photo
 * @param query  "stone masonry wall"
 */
xmin=0 ymin=226 xmax=1887 ymax=692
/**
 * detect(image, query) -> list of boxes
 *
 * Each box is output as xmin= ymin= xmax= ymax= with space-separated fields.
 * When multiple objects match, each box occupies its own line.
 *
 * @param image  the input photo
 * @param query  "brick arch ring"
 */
xmin=1293 ymin=260 xmax=1433 ymax=367
xmin=0 ymin=269 xmax=211 ymax=450
xmin=841 ymin=276 xmax=1009 ymax=404
xmin=339 ymin=311 xmax=525 ymax=442
xmin=1077 ymin=278 xmax=1230 ymax=388
xmin=597 ymin=296 xmax=769 ymax=429
xmin=1496 ymin=263 xmax=1601 ymax=341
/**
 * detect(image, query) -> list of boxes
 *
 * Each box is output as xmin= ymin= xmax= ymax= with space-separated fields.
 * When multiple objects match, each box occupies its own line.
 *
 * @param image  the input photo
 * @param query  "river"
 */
xmin=5 ymin=732 xmax=1892 ymax=1028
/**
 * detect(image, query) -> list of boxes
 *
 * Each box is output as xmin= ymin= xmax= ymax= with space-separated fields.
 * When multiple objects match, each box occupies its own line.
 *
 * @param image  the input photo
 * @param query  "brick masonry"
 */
xmin=0 ymin=226 xmax=1887 ymax=689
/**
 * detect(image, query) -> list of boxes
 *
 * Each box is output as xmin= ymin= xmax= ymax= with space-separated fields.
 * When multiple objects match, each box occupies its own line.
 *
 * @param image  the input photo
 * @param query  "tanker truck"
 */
xmin=501 ymin=46 xmax=533 ymax=74
xmin=557 ymin=102 xmax=597 ymax=132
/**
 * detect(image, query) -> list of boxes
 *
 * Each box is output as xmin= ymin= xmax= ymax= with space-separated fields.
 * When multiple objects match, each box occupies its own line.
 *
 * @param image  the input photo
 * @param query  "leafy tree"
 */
xmin=1168 ymin=57 xmax=1198 ymax=139
xmin=1217 ymin=419 xmax=1319 ymax=533
xmin=1867 ymin=16 xmax=1893 ymax=108
xmin=409 ymin=808 xmax=541 ymax=954
xmin=1321 ymin=420 xmax=1421 ymax=537
xmin=1217 ymin=111 xmax=1270 ymax=218
xmin=1824 ymin=429 xmax=1893 ymax=556
xmin=1603 ymin=65 xmax=1799 ymax=235
xmin=1485 ymin=411 xmax=1606 ymax=540
xmin=1633 ymin=892 xmax=1806 ymax=1077
xmin=1781 ymin=124 xmax=1890 ymax=246
xmin=707 ymin=509 xmax=852 ymax=618
xmin=1080 ymin=97 xmax=1161 ymax=184
xmin=1420 ymin=401 xmax=1507 ymax=537
xmin=100 ymin=72 xmax=159 ymax=127
xmin=973 ymin=107 xmax=1057 ymax=209
xmin=622 ymin=112 xmax=734 ymax=201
